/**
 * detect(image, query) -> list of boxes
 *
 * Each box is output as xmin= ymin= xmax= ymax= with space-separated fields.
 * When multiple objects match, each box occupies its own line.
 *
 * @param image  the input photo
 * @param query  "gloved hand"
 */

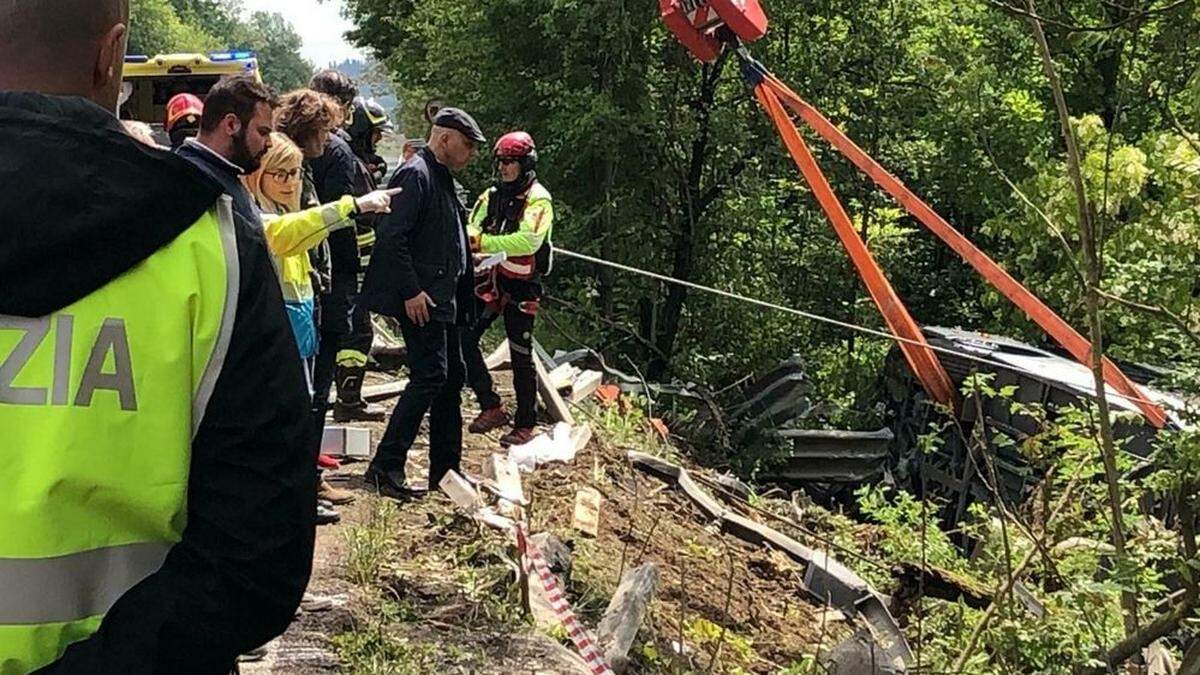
xmin=469 ymin=233 xmax=482 ymax=253
xmin=370 ymin=159 xmax=388 ymax=184
xmin=355 ymin=187 xmax=403 ymax=214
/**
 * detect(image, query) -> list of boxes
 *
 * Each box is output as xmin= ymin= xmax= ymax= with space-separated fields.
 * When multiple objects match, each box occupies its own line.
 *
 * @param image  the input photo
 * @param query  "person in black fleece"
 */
xmin=0 ymin=2 xmax=314 ymax=671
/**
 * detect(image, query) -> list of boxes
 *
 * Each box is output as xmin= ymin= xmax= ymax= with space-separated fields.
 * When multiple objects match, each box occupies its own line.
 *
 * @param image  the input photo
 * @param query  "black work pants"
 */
xmin=372 ymin=317 xmax=465 ymax=488
xmin=462 ymin=297 xmax=538 ymax=429
xmin=340 ymin=303 xmax=375 ymax=363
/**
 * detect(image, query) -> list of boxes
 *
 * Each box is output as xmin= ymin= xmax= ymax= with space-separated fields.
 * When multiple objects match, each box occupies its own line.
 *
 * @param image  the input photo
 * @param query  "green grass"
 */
xmin=344 ymin=498 xmax=399 ymax=587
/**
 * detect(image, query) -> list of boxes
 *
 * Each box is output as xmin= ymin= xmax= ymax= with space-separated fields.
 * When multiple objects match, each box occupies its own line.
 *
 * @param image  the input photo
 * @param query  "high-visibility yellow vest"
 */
xmin=0 ymin=197 xmax=239 ymax=674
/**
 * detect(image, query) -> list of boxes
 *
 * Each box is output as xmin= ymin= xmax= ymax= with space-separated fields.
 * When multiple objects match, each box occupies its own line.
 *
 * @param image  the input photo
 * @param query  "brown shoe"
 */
xmin=499 ymin=427 xmax=538 ymax=448
xmin=469 ymin=406 xmax=510 ymax=434
xmin=318 ymin=478 xmax=355 ymax=505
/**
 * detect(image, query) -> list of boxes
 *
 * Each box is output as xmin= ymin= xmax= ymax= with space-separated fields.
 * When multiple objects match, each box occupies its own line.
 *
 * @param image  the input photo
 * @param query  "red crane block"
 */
xmin=661 ymin=0 xmax=769 ymax=63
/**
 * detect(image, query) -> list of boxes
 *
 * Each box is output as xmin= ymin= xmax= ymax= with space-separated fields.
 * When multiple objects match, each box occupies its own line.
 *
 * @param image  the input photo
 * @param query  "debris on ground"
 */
xmin=248 ymin=368 xmax=868 ymax=673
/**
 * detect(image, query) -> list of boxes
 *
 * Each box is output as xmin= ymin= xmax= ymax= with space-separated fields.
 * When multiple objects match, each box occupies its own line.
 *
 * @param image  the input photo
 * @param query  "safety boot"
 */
xmin=499 ymin=427 xmax=538 ymax=448
xmin=332 ymin=400 xmax=387 ymax=422
xmin=469 ymin=406 xmax=510 ymax=434
xmin=334 ymin=364 xmax=387 ymax=422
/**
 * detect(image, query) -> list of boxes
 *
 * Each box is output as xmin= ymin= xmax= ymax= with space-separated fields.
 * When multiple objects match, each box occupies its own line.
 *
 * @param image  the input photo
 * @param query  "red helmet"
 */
xmin=166 ymin=93 xmax=204 ymax=132
xmin=494 ymin=131 xmax=536 ymax=159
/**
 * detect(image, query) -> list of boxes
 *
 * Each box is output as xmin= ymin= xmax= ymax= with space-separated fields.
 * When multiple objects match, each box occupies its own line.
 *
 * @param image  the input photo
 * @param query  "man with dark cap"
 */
xmin=0 ymin=0 xmax=314 ymax=671
xmin=359 ymin=108 xmax=484 ymax=499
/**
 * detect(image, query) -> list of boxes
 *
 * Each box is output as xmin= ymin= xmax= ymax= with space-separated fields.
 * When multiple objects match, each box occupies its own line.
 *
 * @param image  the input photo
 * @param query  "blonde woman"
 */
xmin=243 ymin=132 xmax=397 ymax=515
xmin=244 ymin=132 xmax=397 ymax=372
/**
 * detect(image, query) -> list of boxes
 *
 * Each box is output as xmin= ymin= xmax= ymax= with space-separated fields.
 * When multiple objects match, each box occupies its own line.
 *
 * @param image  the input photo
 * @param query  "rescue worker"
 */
xmin=165 ymin=92 xmax=203 ymax=148
xmin=0 ymin=2 xmax=314 ymax=671
xmin=359 ymin=108 xmax=485 ymax=500
xmin=306 ymin=70 xmax=382 ymax=430
xmin=333 ymin=96 xmax=394 ymax=423
xmin=347 ymin=96 xmax=393 ymax=184
xmin=463 ymin=132 xmax=555 ymax=447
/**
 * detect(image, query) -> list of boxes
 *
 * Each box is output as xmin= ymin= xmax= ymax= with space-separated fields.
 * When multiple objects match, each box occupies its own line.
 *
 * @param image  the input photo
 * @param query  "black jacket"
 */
xmin=175 ymin=138 xmax=259 ymax=228
xmin=360 ymin=147 xmax=471 ymax=324
xmin=308 ymin=132 xmax=363 ymax=287
xmin=0 ymin=92 xmax=315 ymax=674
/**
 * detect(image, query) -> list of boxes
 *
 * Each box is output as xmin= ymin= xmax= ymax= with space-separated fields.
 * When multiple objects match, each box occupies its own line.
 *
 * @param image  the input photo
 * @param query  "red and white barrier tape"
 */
xmin=515 ymin=524 xmax=615 ymax=675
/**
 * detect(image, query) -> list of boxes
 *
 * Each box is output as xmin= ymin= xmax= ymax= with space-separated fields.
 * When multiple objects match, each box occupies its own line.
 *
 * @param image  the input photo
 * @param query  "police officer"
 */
xmin=359 ymin=108 xmax=484 ymax=499
xmin=463 ymin=132 xmax=555 ymax=447
xmin=0 ymin=1 xmax=315 ymax=671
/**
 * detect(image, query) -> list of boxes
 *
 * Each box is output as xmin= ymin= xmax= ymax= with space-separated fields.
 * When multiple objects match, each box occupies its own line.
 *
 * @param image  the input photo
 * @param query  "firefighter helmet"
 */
xmin=348 ymin=97 xmax=393 ymax=137
xmin=165 ymin=93 xmax=203 ymax=132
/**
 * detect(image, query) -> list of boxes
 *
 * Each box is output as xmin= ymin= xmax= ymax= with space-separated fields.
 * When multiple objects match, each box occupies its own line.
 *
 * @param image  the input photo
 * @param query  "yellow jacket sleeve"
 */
xmin=467 ymin=191 xmax=489 ymax=239
xmin=262 ymin=196 xmax=357 ymax=259
xmin=479 ymin=193 xmax=553 ymax=257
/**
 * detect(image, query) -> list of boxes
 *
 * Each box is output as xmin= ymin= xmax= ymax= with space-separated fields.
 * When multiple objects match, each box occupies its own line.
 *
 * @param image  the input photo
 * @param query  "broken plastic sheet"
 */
xmin=508 ymin=422 xmax=577 ymax=473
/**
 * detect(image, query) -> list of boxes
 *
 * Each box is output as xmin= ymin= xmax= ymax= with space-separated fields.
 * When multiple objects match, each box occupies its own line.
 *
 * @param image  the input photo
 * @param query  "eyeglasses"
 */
xmin=267 ymin=168 xmax=301 ymax=183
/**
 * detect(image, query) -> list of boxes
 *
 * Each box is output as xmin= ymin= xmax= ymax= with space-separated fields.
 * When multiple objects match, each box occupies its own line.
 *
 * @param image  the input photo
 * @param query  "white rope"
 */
xmin=553 ymin=247 xmax=1178 ymax=416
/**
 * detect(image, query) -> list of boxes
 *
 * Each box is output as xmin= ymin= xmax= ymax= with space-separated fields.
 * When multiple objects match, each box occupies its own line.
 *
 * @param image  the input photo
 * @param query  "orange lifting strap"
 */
xmin=753 ymin=82 xmax=959 ymax=409
xmin=744 ymin=59 xmax=1166 ymax=427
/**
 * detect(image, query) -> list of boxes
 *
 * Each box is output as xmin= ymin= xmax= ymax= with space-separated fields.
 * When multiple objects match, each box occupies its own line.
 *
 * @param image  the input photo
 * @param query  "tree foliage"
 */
xmin=331 ymin=8 xmax=1200 ymax=662
xmin=340 ymin=0 xmax=1199 ymax=408
xmin=128 ymin=0 xmax=313 ymax=93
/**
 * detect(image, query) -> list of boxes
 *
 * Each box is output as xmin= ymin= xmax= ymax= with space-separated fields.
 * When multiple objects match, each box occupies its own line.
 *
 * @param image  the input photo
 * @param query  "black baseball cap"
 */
xmin=432 ymin=107 xmax=486 ymax=145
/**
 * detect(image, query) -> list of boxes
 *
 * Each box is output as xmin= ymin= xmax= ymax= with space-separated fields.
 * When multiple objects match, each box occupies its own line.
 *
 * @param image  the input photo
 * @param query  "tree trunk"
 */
xmin=1025 ymin=0 xmax=1141 ymax=640
xmin=647 ymin=57 xmax=730 ymax=379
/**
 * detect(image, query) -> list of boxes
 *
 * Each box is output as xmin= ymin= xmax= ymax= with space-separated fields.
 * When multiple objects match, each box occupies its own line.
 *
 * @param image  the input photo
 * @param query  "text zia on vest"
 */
xmin=0 ymin=315 xmax=138 ymax=411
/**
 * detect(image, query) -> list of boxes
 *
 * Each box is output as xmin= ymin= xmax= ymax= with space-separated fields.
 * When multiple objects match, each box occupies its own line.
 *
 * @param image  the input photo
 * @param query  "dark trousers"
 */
xmin=309 ymin=324 xmax=345 ymax=449
xmin=461 ymin=298 xmax=538 ymax=429
xmin=311 ymin=285 xmax=353 ymax=441
xmin=372 ymin=317 xmax=465 ymax=488
xmin=335 ymin=303 xmax=376 ymax=404
xmin=343 ymin=303 xmax=375 ymax=356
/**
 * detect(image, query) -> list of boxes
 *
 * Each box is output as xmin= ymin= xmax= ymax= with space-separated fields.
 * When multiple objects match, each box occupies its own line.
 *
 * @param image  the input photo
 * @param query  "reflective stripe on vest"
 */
xmin=499 ymin=256 xmax=536 ymax=279
xmin=0 ymin=196 xmax=239 ymax=674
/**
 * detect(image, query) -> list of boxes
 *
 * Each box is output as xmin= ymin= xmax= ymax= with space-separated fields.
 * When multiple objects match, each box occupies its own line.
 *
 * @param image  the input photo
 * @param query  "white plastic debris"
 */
xmin=508 ymin=422 xmax=578 ymax=472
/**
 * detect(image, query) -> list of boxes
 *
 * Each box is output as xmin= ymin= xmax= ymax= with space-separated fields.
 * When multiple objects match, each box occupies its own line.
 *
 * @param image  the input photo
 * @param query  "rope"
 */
xmin=553 ymin=247 xmax=1179 ymax=417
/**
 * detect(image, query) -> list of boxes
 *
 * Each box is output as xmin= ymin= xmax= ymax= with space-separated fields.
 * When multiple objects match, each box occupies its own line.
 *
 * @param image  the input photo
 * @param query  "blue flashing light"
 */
xmin=209 ymin=50 xmax=256 ymax=62
xmin=124 ymin=55 xmax=149 ymax=63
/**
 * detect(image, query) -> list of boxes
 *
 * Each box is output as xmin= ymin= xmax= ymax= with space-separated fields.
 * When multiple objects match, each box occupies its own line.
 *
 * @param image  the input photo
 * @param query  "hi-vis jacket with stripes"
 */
xmin=0 ymin=92 xmax=314 ymax=675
